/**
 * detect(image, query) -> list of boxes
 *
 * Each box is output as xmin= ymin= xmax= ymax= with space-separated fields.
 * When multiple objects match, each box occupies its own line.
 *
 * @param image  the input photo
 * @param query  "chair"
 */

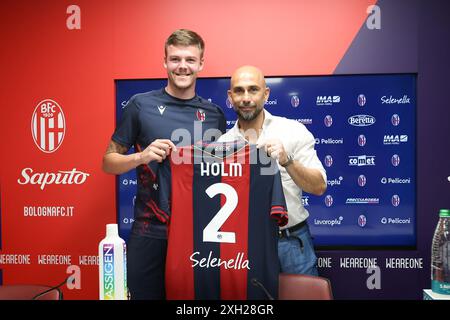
xmin=279 ymin=273 xmax=333 ymax=300
xmin=0 ymin=284 xmax=62 ymax=300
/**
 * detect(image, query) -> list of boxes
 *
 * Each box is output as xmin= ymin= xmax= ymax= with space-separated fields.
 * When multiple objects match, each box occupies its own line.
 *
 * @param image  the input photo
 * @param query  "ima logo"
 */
xmin=31 ymin=99 xmax=66 ymax=153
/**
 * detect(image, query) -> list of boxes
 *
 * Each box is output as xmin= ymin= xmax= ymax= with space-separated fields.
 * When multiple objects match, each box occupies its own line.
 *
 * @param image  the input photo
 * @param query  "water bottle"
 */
xmin=431 ymin=209 xmax=450 ymax=294
xmin=98 ymin=224 xmax=128 ymax=300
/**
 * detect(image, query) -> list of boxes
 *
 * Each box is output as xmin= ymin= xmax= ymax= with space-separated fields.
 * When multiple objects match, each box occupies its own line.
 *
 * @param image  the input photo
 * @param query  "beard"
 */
xmin=234 ymin=103 xmax=264 ymax=121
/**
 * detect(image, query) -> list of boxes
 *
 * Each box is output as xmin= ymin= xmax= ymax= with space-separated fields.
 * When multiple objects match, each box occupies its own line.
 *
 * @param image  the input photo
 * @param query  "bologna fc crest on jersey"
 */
xmin=31 ymin=99 xmax=66 ymax=153
xmin=196 ymin=109 xmax=206 ymax=121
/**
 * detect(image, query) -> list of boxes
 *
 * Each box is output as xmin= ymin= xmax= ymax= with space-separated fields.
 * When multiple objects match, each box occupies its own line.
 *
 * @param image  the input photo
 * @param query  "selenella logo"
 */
xmin=31 ymin=99 xmax=66 ymax=153
xmin=348 ymin=115 xmax=376 ymax=127
xmin=381 ymin=95 xmax=411 ymax=104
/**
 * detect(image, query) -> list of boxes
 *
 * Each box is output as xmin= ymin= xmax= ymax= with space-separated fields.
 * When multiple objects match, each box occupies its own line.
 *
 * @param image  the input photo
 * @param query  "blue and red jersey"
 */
xmin=159 ymin=141 xmax=288 ymax=300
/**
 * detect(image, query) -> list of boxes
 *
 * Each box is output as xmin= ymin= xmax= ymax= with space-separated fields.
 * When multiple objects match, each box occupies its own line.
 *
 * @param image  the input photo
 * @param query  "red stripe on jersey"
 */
xmin=165 ymin=147 xmax=195 ymax=299
xmin=219 ymin=145 xmax=249 ymax=300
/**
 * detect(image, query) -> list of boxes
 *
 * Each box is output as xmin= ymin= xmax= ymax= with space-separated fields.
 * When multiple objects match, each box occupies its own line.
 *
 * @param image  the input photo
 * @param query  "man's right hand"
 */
xmin=137 ymin=139 xmax=177 ymax=165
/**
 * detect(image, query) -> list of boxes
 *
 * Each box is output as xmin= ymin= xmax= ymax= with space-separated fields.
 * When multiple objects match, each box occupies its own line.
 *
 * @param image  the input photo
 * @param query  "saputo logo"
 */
xmin=17 ymin=168 xmax=90 ymax=190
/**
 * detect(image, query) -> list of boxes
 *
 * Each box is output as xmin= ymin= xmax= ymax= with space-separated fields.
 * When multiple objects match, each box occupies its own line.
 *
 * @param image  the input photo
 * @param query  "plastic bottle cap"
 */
xmin=439 ymin=209 xmax=450 ymax=217
xmin=106 ymin=224 xmax=119 ymax=236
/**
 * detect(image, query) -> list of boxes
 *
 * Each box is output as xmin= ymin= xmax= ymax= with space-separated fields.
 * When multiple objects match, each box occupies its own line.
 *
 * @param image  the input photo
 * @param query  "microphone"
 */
xmin=31 ymin=275 xmax=73 ymax=300
xmin=251 ymin=278 xmax=274 ymax=300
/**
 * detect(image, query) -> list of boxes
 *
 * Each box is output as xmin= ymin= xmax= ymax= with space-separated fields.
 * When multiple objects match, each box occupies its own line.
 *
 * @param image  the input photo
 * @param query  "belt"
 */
xmin=278 ymin=220 xmax=307 ymax=238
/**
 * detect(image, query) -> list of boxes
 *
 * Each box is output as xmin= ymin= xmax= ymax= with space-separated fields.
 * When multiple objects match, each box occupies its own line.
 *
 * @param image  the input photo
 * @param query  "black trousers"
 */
xmin=126 ymin=234 xmax=167 ymax=300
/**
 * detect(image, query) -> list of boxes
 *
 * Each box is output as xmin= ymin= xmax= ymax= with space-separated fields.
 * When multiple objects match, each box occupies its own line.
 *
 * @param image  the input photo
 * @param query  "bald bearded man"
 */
xmin=219 ymin=65 xmax=327 ymax=276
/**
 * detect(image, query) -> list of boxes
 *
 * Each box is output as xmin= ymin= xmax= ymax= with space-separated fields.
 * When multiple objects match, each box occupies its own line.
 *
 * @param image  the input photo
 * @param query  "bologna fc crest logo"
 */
xmin=324 ymin=115 xmax=333 ymax=127
xmin=324 ymin=155 xmax=333 ymax=167
xmin=31 ymin=99 xmax=66 ymax=153
xmin=324 ymin=195 xmax=333 ymax=207
xmin=225 ymin=98 xmax=233 ymax=109
xmin=391 ymin=114 xmax=400 ymax=126
xmin=196 ymin=109 xmax=206 ymax=121
xmin=291 ymin=95 xmax=300 ymax=108
xmin=358 ymin=134 xmax=367 ymax=147
xmin=391 ymin=194 xmax=400 ymax=207
xmin=357 ymin=94 xmax=366 ymax=106
xmin=358 ymin=215 xmax=367 ymax=227
xmin=358 ymin=175 xmax=367 ymax=187
xmin=391 ymin=154 xmax=400 ymax=167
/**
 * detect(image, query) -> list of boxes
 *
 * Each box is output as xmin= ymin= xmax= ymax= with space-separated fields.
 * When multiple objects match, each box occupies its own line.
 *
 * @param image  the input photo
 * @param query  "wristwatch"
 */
xmin=281 ymin=154 xmax=294 ymax=167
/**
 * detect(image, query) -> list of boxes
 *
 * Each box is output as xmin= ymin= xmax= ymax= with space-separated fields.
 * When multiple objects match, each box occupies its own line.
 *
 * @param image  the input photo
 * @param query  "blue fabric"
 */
xmin=278 ymin=224 xmax=318 ymax=276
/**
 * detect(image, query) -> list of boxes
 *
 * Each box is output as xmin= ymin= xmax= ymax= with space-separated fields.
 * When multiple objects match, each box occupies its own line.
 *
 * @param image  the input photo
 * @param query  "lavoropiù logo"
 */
xmin=314 ymin=216 xmax=344 ymax=226
xmin=327 ymin=176 xmax=343 ymax=187
xmin=348 ymin=115 xmax=376 ymax=127
xmin=31 ymin=99 xmax=66 ymax=153
xmin=17 ymin=168 xmax=90 ymax=190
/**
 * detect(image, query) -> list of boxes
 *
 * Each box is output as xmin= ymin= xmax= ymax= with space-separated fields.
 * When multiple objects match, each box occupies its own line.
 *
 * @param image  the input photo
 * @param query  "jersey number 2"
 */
xmin=203 ymin=183 xmax=238 ymax=243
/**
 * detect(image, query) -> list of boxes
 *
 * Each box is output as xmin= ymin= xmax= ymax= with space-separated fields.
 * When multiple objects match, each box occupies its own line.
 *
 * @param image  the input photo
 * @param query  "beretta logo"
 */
xmin=348 ymin=115 xmax=375 ymax=127
xmin=31 ymin=99 xmax=66 ymax=153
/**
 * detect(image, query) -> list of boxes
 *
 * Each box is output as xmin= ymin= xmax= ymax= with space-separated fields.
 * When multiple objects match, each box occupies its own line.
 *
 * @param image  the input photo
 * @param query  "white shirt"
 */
xmin=219 ymin=110 xmax=327 ymax=229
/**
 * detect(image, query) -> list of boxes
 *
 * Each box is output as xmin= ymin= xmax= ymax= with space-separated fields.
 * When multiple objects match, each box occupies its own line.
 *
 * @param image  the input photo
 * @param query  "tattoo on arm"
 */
xmin=105 ymin=141 xmax=129 ymax=155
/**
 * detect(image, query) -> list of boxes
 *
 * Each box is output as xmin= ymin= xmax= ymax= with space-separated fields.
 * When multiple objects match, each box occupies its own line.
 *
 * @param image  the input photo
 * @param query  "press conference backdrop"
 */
xmin=115 ymin=74 xmax=416 ymax=248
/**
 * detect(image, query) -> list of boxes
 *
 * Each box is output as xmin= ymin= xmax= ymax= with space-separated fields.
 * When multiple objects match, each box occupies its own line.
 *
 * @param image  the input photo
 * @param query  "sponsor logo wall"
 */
xmin=117 ymin=75 xmax=417 ymax=247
